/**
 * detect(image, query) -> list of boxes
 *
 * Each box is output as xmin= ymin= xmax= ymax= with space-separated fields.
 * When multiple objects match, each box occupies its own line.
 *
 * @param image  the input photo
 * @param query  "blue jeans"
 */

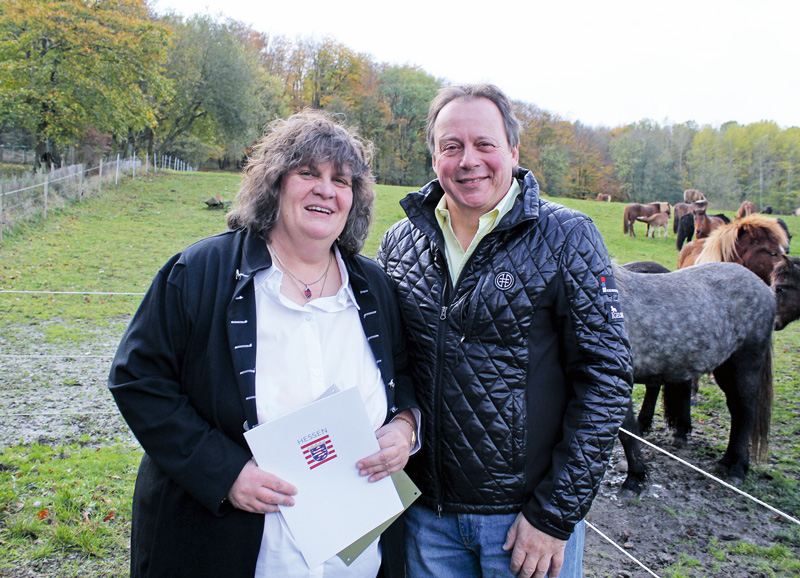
xmin=405 ymin=503 xmax=584 ymax=577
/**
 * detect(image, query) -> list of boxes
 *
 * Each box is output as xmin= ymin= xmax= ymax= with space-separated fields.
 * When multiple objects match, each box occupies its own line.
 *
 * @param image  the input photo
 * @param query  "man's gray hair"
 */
xmin=227 ymin=109 xmax=375 ymax=256
xmin=426 ymin=84 xmax=521 ymax=155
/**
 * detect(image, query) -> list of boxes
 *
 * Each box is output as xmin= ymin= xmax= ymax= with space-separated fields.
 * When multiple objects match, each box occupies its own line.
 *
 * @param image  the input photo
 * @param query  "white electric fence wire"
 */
xmin=0 ymin=290 xmax=145 ymax=296
xmin=619 ymin=427 xmax=800 ymax=526
xmin=0 ymin=354 xmax=111 ymax=358
xmin=584 ymin=521 xmax=660 ymax=578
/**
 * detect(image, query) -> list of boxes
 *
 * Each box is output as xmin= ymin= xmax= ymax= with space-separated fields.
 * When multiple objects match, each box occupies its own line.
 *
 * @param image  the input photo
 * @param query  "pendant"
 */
xmin=304 ymin=286 xmax=312 ymax=299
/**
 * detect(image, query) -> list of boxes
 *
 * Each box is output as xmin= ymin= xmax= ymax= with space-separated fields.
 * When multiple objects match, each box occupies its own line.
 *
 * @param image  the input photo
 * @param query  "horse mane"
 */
xmin=695 ymin=214 xmax=789 ymax=264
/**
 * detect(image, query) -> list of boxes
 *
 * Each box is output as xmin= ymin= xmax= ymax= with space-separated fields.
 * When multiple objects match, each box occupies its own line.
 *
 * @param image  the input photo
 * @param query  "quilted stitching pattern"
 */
xmin=378 ymin=170 xmax=633 ymax=537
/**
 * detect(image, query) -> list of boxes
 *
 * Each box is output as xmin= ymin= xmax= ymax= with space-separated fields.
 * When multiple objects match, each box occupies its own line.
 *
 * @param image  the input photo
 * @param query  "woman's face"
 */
xmin=272 ymin=162 xmax=354 ymax=248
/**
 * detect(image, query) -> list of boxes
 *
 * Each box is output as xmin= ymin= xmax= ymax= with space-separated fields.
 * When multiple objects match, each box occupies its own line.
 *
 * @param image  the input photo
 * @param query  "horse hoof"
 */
xmin=618 ymin=487 xmax=642 ymax=500
xmin=619 ymin=476 xmax=645 ymax=496
xmin=715 ymin=460 xmax=747 ymax=485
xmin=672 ymin=436 xmax=687 ymax=448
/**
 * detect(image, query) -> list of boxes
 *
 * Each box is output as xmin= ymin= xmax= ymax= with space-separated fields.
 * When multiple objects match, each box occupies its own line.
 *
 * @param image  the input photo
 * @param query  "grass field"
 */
xmin=1 ymin=170 xmax=800 ymax=577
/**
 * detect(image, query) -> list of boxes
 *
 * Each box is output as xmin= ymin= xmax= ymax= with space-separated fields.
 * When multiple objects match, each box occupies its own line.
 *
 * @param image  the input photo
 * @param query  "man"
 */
xmin=377 ymin=84 xmax=633 ymax=578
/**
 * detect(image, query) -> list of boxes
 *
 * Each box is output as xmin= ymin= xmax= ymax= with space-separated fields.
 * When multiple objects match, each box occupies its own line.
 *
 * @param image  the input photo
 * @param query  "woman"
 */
xmin=109 ymin=110 xmax=418 ymax=578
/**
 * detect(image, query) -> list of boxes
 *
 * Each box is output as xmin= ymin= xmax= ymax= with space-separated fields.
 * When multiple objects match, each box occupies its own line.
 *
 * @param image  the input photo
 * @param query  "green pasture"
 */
xmin=2 ymin=171 xmax=800 ymax=576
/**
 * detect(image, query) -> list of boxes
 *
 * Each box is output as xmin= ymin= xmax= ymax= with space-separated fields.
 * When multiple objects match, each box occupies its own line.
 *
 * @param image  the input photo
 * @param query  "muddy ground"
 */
xmin=1 ymin=320 xmax=798 ymax=577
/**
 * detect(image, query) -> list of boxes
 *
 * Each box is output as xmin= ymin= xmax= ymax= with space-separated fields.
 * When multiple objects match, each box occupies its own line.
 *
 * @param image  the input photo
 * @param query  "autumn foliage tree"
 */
xmin=0 ymin=0 xmax=171 ymax=166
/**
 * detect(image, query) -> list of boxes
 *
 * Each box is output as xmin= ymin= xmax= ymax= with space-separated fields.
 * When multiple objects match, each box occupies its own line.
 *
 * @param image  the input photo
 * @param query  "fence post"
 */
xmin=133 ymin=151 xmax=137 ymax=179
xmin=115 ymin=153 xmax=120 ymax=185
xmin=99 ymin=158 xmax=103 ymax=195
xmin=79 ymin=164 xmax=85 ymax=201
xmin=43 ymin=176 xmax=49 ymax=220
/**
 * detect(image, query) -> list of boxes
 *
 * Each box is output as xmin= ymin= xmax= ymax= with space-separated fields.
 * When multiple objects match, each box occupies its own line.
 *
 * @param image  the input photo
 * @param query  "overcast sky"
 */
xmin=153 ymin=0 xmax=800 ymax=129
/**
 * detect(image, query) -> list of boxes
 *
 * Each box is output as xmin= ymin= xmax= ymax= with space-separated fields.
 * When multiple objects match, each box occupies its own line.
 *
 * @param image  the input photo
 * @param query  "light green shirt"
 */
xmin=435 ymin=178 xmax=521 ymax=286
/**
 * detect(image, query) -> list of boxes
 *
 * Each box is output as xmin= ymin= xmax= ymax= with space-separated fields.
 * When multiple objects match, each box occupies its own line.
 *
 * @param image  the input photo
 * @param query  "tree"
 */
xmin=0 ymin=0 xmax=171 ymax=165
xmin=772 ymin=127 xmax=800 ymax=213
xmin=609 ymin=120 xmax=682 ymax=203
xmin=375 ymin=65 xmax=439 ymax=186
xmin=152 ymin=15 xmax=287 ymax=165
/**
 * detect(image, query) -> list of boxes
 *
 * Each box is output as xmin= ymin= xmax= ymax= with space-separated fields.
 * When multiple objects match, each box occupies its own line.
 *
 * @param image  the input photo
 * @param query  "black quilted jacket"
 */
xmin=377 ymin=168 xmax=633 ymax=540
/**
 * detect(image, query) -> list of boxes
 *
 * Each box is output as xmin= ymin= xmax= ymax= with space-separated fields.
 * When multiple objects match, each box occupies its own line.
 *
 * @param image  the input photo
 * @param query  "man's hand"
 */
xmin=227 ymin=459 xmax=297 ymax=514
xmin=502 ymin=513 xmax=567 ymax=577
xmin=356 ymin=411 xmax=415 ymax=482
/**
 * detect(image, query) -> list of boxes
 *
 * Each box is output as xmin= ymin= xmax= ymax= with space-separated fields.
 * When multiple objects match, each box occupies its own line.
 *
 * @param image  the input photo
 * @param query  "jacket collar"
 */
xmin=401 ymin=167 xmax=541 ymax=236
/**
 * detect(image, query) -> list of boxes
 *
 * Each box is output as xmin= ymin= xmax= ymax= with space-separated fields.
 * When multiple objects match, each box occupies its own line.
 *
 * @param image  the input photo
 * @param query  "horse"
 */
xmin=592 ymin=193 xmax=611 ymax=202
xmin=692 ymin=213 xmax=790 ymax=284
xmin=636 ymin=212 xmax=669 ymax=238
xmin=623 ymin=202 xmax=671 ymax=237
xmin=614 ymin=262 xmax=775 ymax=494
xmin=672 ymin=203 xmax=694 ymax=233
xmin=693 ymin=205 xmax=727 ymax=239
xmin=626 ymin=255 xmax=800 ymax=487
xmin=737 ymin=200 xmax=757 ymax=220
xmin=676 ymin=212 xmax=730 ymax=251
xmin=773 ymin=255 xmax=800 ymax=331
xmin=684 ymin=189 xmax=706 ymax=203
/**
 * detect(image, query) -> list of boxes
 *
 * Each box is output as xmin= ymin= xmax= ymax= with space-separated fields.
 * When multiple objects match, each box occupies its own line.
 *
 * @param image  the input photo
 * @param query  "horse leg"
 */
xmin=662 ymin=380 xmax=693 ymax=447
xmin=619 ymin=398 xmax=647 ymax=495
xmin=637 ymin=384 xmax=660 ymax=433
xmin=712 ymin=359 xmax=759 ymax=484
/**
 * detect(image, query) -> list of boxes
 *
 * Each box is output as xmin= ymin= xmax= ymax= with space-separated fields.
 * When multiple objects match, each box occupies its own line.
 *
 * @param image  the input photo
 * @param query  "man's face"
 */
xmin=432 ymin=97 xmax=519 ymax=223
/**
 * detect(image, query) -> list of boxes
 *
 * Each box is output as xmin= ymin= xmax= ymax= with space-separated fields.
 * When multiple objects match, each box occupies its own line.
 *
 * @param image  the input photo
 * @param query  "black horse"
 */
xmin=614 ymin=262 xmax=775 ymax=494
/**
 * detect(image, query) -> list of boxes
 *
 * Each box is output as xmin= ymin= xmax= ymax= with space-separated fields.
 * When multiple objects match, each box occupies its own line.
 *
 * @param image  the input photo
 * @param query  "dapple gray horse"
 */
xmin=614 ymin=262 xmax=775 ymax=494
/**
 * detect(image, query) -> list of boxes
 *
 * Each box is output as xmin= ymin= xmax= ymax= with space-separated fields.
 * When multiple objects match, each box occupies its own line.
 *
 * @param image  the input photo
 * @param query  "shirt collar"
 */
xmin=435 ymin=177 xmax=520 ymax=230
xmin=257 ymin=245 xmax=358 ymax=311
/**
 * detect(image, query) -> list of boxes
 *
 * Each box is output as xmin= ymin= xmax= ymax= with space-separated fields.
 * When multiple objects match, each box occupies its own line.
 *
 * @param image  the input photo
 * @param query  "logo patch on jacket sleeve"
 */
xmin=605 ymin=301 xmax=625 ymax=323
xmin=599 ymin=275 xmax=619 ymax=298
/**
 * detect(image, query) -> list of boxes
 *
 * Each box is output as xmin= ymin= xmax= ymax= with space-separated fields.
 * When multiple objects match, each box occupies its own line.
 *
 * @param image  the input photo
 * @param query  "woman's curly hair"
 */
xmin=227 ymin=109 xmax=375 ymax=255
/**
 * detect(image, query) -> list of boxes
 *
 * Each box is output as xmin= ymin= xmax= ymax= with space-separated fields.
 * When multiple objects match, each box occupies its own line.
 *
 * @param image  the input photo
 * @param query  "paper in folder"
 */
xmin=244 ymin=386 xmax=406 ymax=569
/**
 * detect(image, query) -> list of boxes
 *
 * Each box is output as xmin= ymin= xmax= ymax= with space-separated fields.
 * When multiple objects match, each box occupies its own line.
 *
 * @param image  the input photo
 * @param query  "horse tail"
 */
xmin=623 ymin=208 xmax=630 ymax=234
xmin=751 ymin=341 xmax=773 ymax=463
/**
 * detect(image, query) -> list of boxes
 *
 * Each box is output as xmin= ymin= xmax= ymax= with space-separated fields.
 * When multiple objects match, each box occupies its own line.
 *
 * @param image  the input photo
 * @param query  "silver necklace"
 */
xmin=269 ymin=245 xmax=333 ymax=300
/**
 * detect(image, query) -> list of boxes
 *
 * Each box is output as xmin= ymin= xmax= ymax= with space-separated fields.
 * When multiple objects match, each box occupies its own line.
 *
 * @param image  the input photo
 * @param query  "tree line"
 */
xmin=2 ymin=0 xmax=799 ymax=213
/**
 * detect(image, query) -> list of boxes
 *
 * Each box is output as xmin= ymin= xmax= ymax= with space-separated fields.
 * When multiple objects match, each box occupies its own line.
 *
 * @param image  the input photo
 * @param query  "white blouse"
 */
xmin=252 ymin=247 xmax=386 ymax=578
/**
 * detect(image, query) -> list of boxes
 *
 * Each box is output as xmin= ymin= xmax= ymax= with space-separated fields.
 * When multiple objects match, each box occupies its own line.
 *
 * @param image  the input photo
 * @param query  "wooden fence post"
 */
xmin=99 ymin=158 xmax=103 ymax=195
xmin=43 ymin=176 xmax=49 ymax=220
xmin=115 ymin=153 xmax=120 ymax=185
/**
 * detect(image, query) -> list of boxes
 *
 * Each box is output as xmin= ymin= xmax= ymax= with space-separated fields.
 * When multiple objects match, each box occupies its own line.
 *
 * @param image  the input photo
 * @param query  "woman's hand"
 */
xmin=356 ymin=411 xmax=416 ymax=482
xmin=227 ymin=459 xmax=297 ymax=514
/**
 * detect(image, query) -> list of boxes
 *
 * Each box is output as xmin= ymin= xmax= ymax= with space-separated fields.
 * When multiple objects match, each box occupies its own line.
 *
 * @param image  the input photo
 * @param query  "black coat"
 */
xmin=377 ymin=168 xmax=633 ymax=540
xmin=109 ymin=229 xmax=415 ymax=577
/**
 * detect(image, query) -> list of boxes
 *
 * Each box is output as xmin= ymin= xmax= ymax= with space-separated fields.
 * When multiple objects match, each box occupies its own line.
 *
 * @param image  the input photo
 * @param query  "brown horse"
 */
xmin=773 ymin=255 xmax=800 ymax=330
xmin=736 ymin=200 xmax=757 ymax=220
xmin=683 ymin=188 xmax=706 ymax=203
xmin=672 ymin=202 xmax=694 ymax=233
xmin=591 ymin=193 xmax=611 ymax=202
xmin=637 ymin=212 xmax=669 ymax=238
xmin=623 ymin=202 xmax=671 ymax=237
xmin=693 ymin=204 xmax=727 ymax=239
xmin=686 ymin=214 xmax=790 ymax=284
